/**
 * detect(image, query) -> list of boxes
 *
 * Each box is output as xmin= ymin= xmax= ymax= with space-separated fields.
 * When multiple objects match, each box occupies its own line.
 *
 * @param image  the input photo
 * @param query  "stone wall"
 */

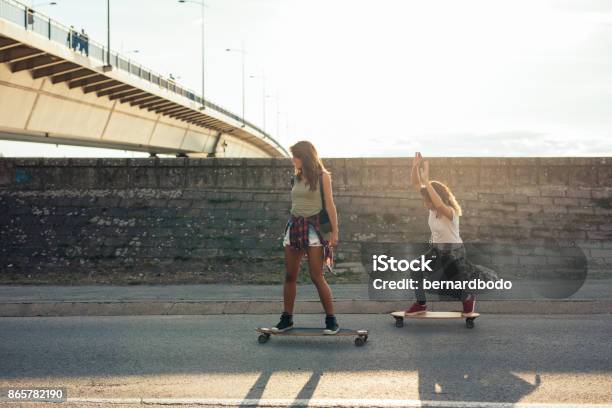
xmin=1 ymin=157 xmax=611 ymax=281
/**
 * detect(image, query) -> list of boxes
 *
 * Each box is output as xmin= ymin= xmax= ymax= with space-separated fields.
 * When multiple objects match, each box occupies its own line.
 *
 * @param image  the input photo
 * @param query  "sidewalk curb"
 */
xmin=64 ymin=397 xmax=612 ymax=407
xmin=1 ymin=300 xmax=611 ymax=317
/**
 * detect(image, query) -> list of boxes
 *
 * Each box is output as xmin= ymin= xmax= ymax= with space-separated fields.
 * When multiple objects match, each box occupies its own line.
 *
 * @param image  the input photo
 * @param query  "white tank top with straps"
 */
xmin=428 ymin=208 xmax=462 ymax=244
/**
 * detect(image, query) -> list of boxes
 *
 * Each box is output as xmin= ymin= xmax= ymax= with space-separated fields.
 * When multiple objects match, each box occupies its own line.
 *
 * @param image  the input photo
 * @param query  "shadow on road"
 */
xmin=1 ymin=314 xmax=608 ymax=404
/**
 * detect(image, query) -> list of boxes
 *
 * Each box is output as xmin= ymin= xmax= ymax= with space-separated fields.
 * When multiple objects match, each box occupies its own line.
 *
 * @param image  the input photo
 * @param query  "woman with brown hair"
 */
xmin=405 ymin=152 xmax=477 ymax=315
xmin=270 ymin=141 xmax=340 ymax=334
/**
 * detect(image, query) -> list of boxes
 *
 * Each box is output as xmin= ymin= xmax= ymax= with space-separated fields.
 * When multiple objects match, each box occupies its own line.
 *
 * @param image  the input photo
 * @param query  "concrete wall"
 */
xmin=1 ymin=157 xmax=611 ymax=279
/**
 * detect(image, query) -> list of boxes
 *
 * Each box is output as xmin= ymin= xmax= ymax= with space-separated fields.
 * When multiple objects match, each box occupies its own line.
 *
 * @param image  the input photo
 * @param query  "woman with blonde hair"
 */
xmin=270 ymin=141 xmax=340 ymax=334
xmin=405 ymin=152 xmax=477 ymax=315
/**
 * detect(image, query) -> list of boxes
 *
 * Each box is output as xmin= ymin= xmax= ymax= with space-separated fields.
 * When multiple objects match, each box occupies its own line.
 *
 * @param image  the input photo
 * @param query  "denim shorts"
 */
xmin=283 ymin=224 xmax=322 ymax=247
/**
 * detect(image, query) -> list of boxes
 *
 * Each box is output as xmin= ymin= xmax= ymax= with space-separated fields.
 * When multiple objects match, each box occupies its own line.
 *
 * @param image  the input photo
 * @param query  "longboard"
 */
xmin=390 ymin=311 xmax=480 ymax=329
xmin=256 ymin=327 xmax=369 ymax=347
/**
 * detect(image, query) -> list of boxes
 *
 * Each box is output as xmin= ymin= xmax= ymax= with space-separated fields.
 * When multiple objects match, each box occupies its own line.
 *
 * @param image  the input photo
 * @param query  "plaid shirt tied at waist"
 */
xmin=286 ymin=213 xmax=334 ymax=272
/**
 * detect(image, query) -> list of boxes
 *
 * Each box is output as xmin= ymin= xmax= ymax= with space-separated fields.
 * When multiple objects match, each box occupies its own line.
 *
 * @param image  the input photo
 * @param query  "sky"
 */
xmin=1 ymin=0 xmax=612 ymax=157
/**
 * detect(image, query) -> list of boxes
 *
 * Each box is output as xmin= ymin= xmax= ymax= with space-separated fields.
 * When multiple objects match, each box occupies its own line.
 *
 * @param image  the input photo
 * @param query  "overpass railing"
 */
xmin=0 ymin=0 xmax=288 ymax=156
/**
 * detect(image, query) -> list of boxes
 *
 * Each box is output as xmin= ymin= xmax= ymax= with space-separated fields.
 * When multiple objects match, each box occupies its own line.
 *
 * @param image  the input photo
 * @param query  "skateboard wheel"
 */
xmin=395 ymin=318 xmax=404 ymax=328
xmin=355 ymin=337 xmax=365 ymax=347
xmin=258 ymin=334 xmax=270 ymax=343
xmin=465 ymin=318 xmax=475 ymax=329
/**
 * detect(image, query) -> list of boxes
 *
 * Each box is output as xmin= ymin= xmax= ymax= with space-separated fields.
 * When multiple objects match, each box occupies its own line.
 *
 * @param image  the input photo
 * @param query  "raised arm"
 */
xmin=422 ymin=161 xmax=455 ymax=221
xmin=410 ymin=152 xmax=423 ymax=191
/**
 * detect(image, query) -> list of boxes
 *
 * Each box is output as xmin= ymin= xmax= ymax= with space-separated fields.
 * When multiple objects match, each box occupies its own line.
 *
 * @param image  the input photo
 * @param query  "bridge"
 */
xmin=0 ymin=0 xmax=288 ymax=157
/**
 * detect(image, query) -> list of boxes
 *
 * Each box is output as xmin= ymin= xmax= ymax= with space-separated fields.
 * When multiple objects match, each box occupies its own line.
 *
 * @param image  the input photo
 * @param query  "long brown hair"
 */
xmin=420 ymin=180 xmax=462 ymax=216
xmin=290 ymin=141 xmax=329 ymax=191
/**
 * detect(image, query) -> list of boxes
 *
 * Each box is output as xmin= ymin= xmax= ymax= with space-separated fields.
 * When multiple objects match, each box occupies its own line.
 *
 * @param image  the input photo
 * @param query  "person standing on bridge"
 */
xmin=270 ymin=141 xmax=340 ymax=334
xmin=79 ymin=29 xmax=89 ymax=56
xmin=68 ymin=26 xmax=78 ymax=51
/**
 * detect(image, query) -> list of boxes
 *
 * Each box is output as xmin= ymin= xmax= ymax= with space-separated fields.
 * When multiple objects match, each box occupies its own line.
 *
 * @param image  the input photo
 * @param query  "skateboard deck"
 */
xmin=391 ymin=311 xmax=480 ymax=329
xmin=256 ymin=327 xmax=369 ymax=346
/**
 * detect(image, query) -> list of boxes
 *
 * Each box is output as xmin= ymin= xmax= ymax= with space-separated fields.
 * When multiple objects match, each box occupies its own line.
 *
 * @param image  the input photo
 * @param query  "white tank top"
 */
xmin=428 ymin=208 xmax=462 ymax=244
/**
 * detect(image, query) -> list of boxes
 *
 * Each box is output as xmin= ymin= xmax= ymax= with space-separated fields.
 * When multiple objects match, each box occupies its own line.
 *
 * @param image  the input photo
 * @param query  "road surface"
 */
xmin=1 ymin=314 xmax=611 ymax=407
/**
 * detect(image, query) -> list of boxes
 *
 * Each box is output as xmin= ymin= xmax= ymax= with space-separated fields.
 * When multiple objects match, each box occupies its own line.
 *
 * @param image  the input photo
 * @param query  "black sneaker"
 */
xmin=270 ymin=312 xmax=293 ymax=333
xmin=323 ymin=315 xmax=339 ymax=335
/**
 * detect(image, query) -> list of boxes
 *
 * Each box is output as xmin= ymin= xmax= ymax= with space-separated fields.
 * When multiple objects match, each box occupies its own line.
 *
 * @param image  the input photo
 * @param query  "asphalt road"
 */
xmin=0 ymin=314 xmax=611 ymax=407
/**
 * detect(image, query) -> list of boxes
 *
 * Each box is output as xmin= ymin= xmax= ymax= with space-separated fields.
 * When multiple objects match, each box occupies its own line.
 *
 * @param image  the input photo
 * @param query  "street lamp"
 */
xmin=27 ymin=2 xmax=57 ymax=26
xmin=31 ymin=2 xmax=57 ymax=7
xmin=263 ymin=92 xmax=281 ymax=140
xmin=285 ymin=111 xmax=290 ymax=142
xmin=178 ymin=0 xmax=207 ymax=110
xmin=249 ymin=71 xmax=266 ymax=132
xmin=102 ymin=0 xmax=112 ymax=72
xmin=275 ymin=91 xmax=281 ymax=141
xmin=226 ymin=41 xmax=246 ymax=127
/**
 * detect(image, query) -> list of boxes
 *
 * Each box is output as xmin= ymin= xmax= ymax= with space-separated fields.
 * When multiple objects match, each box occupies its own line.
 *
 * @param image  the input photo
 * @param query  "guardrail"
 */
xmin=0 ymin=0 xmax=289 ymax=156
